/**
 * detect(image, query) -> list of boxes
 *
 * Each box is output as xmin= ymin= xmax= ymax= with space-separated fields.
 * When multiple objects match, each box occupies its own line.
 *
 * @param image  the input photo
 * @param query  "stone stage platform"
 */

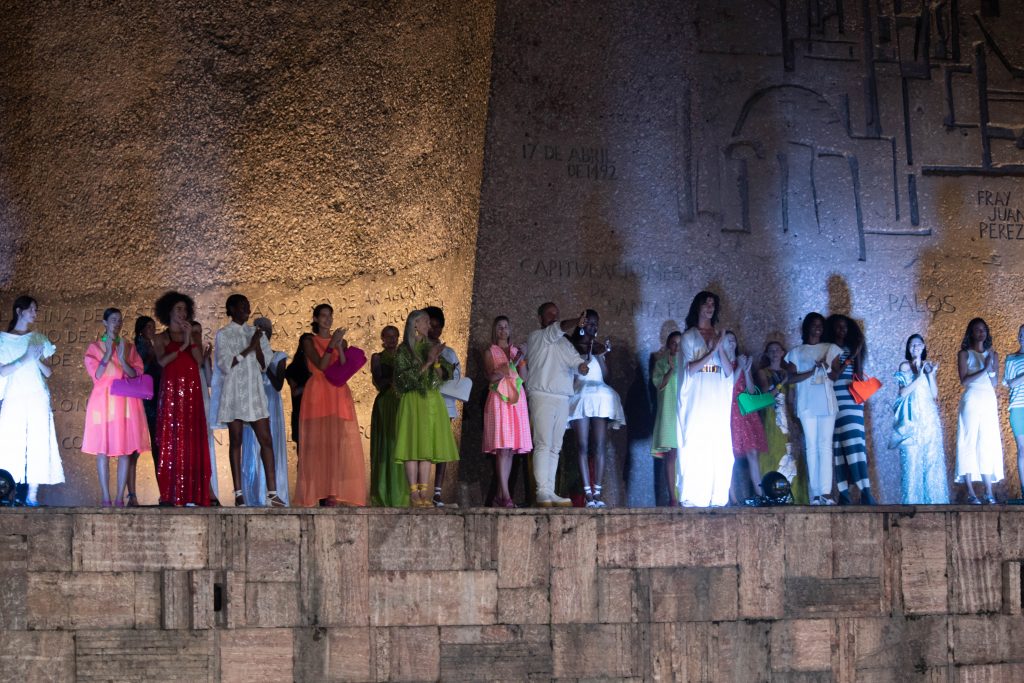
xmin=2 ymin=506 xmax=1023 ymax=682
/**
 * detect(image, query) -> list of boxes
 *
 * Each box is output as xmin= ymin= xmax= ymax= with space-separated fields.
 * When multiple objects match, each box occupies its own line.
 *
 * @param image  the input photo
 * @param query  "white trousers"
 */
xmin=528 ymin=391 xmax=571 ymax=496
xmin=799 ymin=412 xmax=836 ymax=498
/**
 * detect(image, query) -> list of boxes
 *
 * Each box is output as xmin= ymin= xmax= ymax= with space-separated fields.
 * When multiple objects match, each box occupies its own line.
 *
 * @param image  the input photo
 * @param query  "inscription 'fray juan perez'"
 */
xmin=977 ymin=190 xmax=1024 ymax=240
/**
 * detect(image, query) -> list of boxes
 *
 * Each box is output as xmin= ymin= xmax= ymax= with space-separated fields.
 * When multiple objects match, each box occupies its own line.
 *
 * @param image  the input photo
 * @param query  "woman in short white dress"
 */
xmin=568 ymin=310 xmax=624 ymax=508
xmin=956 ymin=318 xmax=1003 ymax=504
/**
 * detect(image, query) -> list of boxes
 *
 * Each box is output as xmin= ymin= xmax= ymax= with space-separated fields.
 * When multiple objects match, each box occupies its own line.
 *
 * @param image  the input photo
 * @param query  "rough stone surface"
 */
xmin=463 ymin=0 xmax=1024 ymax=508
xmin=0 ymin=0 xmax=494 ymax=506
xmin=2 ymin=507 xmax=1023 ymax=681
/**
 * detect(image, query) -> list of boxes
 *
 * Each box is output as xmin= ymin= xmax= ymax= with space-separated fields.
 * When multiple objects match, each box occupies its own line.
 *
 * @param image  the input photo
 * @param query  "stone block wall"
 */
xmin=2 ymin=507 xmax=1024 ymax=681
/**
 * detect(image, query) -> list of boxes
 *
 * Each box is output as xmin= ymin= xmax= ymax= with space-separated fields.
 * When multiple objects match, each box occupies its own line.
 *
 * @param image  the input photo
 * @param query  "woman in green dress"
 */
xmin=370 ymin=325 xmax=408 ymax=506
xmin=651 ymin=331 xmax=681 ymax=506
xmin=394 ymin=310 xmax=459 ymax=507
xmin=756 ymin=341 xmax=808 ymax=504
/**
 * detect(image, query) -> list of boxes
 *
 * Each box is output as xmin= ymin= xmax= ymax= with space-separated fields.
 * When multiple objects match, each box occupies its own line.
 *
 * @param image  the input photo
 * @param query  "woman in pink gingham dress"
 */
xmin=482 ymin=316 xmax=532 ymax=507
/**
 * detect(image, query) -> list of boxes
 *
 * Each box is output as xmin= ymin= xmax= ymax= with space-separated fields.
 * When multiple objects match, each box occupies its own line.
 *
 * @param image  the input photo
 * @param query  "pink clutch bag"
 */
xmin=324 ymin=346 xmax=367 ymax=388
xmin=110 ymin=374 xmax=154 ymax=400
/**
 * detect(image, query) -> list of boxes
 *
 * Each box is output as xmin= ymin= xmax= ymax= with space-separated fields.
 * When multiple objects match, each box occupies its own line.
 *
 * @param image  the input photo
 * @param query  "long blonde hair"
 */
xmin=403 ymin=310 xmax=427 ymax=355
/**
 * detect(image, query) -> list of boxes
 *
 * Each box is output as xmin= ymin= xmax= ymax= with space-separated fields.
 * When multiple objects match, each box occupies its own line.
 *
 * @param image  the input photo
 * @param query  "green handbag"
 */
xmin=737 ymin=389 xmax=775 ymax=416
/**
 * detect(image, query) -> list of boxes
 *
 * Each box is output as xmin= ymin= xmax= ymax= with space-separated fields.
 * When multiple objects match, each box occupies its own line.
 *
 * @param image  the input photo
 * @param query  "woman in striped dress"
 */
xmin=824 ymin=314 xmax=876 ymax=505
xmin=1004 ymin=324 xmax=1024 ymax=500
xmin=482 ymin=316 xmax=532 ymax=507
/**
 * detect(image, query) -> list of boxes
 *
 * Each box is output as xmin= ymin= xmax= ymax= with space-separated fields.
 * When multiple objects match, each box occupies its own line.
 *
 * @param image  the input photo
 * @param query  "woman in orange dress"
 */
xmin=294 ymin=304 xmax=366 ymax=507
xmin=82 ymin=307 xmax=152 ymax=506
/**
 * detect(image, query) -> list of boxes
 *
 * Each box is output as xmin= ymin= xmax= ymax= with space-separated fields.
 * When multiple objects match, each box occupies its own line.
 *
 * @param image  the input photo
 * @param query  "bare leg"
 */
xmin=419 ymin=461 xmax=433 ymax=498
xmin=500 ymin=451 xmax=514 ymax=501
xmin=591 ymin=418 xmax=608 ymax=487
xmin=127 ymin=452 xmax=138 ymax=501
xmin=664 ymin=449 xmax=678 ymax=506
xmin=433 ymin=461 xmax=447 ymax=504
xmin=227 ymin=420 xmax=245 ymax=503
xmin=96 ymin=456 xmax=111 ymax=504
xmin=982 ymin=474 xmax=995 ymax=500
xmin=404 ymin=461 xmax=420 ymax=506
xmin=963 ymin=477 xmax=979 ymax=502
xmin=745 ymin=450 xmax=763 ymax=496
xmin=573 ymin=418 xmax=591 ymax=497
xmin=115 ymin=456 xmax=131 ymax=505
xmin=250 ymin=418 xmax=277 ymax=492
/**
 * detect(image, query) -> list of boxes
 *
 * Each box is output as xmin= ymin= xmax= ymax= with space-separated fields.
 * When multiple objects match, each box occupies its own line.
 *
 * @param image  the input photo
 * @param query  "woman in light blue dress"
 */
xmin=891 ymin=334 xmax=948 ymax=504
xmin=240 ymin=318 xmax=290 ymax=506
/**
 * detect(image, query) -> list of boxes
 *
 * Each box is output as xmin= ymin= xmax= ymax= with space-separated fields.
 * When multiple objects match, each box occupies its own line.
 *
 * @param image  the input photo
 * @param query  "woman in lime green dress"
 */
xmin=756 ymin=341 xmax=808 ymax=504
xmin=651 ymin=331 xmax=681 ymax=506
xmin=370 ymin=325 xmax=408 ymax=507
xmin=394 ymin=310 xmax=459 ymax=507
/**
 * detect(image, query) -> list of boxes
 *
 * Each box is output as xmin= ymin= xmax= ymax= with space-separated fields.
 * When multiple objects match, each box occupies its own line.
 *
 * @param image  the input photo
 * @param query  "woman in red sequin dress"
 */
xmin=153 ymin=291 xmax=211 ymax=506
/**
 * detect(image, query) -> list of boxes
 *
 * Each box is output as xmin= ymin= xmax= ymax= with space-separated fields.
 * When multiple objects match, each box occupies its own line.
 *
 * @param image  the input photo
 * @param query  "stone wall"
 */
xmin=0 ymin=1 xmax=496 ymax=505
xmin=2 ymin=507 xmax=1024 ymax=681
xmin=464 ymin=0 xmax=1024 ymax=505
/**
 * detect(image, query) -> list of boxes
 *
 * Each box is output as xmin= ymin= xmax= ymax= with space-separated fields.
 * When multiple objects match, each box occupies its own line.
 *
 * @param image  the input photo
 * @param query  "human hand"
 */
xmin=102 ymin=336 xmax=114 ymax=359
xmin=249 ymin=326 xmax=264 ymax=350
xmin=578 ymin=362 xmax=590 ymax=375
xmin=427 ymin=342 xmax=445 ymax=364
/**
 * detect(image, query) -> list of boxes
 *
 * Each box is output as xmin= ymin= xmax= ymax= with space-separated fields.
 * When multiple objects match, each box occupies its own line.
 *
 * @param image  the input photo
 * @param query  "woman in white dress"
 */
xmin=568 ymin=310 xmax=624 ymax=508
xmin=215 ymin=295 xmax=284 ymax=508
xmin=784 ymin=313 xmax=843 ymax=506
xmin=0 ymin=296 xmax=64 ymax=505
xmin=241 ymin=317 xmax=290 ymax=506
xmin=675 ymin=291 xmax=734 ymax=507
xmin=956 ymin=318 xmax=1003 ymax=504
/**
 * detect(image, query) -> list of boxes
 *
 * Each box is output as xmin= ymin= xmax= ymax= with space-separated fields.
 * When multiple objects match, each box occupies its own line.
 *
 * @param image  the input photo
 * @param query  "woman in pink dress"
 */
xmin=482 ymin=316 xmax=532 ymax=508
xmin=725 ymin=331 xmax=768 ymax=500
xmin=152 ymin=291 xmax=211 ymax=507
xmin=83 ymin=308 xmax=152 ymax=506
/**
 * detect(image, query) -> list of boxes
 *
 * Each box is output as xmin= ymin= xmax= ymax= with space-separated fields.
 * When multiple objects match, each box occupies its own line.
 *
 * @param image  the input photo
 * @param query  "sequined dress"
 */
xmin=156 ymin=339 xmax=211 ymax=506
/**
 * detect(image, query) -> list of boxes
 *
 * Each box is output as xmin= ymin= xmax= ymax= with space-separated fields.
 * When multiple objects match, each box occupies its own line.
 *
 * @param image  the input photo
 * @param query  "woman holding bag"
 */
xmin=726 ymin=332 xmax=767 ymax=501
xmin=823 ymin=314 xmax=876 ymax=505
xmin=482 ymin=316 xmax=532 ymax=508
xmin=294 ymin=303 xmax=366 ymax=507
xmin=82 ymin=308 xmax=152 ymax=506
xmin=784 ymin=313 xmax=843 ymax=506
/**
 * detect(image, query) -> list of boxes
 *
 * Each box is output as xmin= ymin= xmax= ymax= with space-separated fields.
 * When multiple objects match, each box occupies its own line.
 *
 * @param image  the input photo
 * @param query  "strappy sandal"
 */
xmin=583 ymin=485 xmax=598 ymax=509
xmin=267 ymin=491 xmax=287 ymax=508
xmin=432 ymin=486 xmax=445 ymax=508
xmin=592 ymin=484 xmax=607 ymax=508
xmin=233 ymin=490 xmax=246 ymax=507
xmin=126 ymin=493 xmax=139 ymax=508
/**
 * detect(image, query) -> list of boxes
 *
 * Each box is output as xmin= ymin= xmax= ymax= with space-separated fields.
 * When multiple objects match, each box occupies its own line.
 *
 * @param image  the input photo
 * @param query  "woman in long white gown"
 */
xmin=0 ymin=296 xmax=64 ymax=505
xmin=956 ymin=318 xmax=1003 ymax=504
xmin=675 ymin=291 xmax=734 ymax=507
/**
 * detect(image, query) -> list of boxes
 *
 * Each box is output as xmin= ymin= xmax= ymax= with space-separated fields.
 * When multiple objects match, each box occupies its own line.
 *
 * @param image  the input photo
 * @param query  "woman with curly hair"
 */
xmin=152 ymin=291 xmax=211 ymax=506
xmin=394 ymin=310 xmax=459 ymax=507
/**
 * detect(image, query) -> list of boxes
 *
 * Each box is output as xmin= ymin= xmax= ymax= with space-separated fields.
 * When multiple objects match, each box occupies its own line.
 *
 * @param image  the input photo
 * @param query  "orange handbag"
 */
xmin=849 ymin=374 xmax=881 ymax=404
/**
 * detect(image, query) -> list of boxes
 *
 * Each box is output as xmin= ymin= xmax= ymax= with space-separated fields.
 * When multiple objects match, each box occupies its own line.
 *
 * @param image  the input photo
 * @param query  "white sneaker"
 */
xmin=811 ymin=496 xmax=823 ymax=506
